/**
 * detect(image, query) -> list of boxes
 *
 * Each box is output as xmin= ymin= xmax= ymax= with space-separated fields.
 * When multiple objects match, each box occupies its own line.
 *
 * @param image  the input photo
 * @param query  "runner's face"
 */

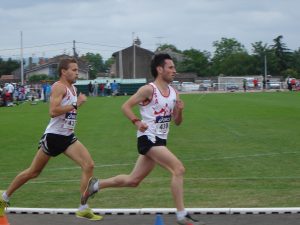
xmin=64 ymin=63 xmax=78 ymax=84
xmin=160 ymin=59 xmax=176 ymax=83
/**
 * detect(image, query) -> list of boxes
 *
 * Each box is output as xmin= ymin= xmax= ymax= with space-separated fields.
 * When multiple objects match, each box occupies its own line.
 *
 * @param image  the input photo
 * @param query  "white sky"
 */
xmin=0 ymin=0 xmax=299 ymax=60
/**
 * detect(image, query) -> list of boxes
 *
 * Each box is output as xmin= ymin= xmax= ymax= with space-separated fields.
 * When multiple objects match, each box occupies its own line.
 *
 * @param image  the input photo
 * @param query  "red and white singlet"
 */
xmin=137 ymin=82 xmax=177 ymax=140
xmin=44 ymin=82 xmax=77 ymax=136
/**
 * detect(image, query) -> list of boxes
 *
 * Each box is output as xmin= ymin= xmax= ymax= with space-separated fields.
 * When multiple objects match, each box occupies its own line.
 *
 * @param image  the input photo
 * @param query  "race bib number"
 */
xmin=63 ymin=112 xmax=77 ymax=129
xmin=155 ymin=115 xmax=171 ymax=134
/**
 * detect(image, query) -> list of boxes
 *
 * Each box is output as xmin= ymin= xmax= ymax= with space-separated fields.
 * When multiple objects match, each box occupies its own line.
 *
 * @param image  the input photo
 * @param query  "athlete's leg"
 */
xmin=146 ymin=146 xmax=185 ymax=211
xmin=65 ymin=141 xmax=102 ymax=220
xmin=99 ymin=154 xmax=156 ymax=189
xmin=6 ymin=148 xmax=51 ymax=197
xmin=64 ymin=140 xmax=95 ymax=195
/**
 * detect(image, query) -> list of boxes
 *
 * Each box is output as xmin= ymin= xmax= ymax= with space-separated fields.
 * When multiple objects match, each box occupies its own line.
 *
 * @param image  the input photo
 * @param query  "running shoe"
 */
xmin=0 ymin=198 xmax=9 ymax=217
xmin=81 ymin=177 xmax=98 ymax=205
xmin=76 ymin=208 xmax=103 ymax=221
xmin=177 ymin=213 xmax=205 ymax=225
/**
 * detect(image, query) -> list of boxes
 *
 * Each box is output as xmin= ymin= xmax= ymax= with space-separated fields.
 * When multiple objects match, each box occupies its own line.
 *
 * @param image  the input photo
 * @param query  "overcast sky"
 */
xmin=0 ymin=0 xmax=299 ymax=60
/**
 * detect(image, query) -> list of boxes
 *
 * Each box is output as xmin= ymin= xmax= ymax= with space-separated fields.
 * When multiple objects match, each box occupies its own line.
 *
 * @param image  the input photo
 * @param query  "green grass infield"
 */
xmin=0 ymin=91 xmax=299 ymax=208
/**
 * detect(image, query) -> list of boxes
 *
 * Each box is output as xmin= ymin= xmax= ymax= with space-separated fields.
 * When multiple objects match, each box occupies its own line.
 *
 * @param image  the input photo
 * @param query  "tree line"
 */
xmin=1 ymin=35 xmax=299 ymax=80
xmin=166 ymin=35 xmax=300 ymax=78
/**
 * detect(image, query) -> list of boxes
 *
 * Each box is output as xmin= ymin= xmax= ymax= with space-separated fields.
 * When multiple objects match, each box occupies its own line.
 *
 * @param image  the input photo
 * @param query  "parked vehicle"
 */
xmin=171 ymin=81 xmax=182 ymax=91
xmin=268 ymin=81 xmax=281 ymax=89
xmin=226 ymin=83 xmax=239 ymax=91
xmin=199 ymin=80 xmax=212 ymax=91
xmin=181 ymin=82 xmax=200 ymax=92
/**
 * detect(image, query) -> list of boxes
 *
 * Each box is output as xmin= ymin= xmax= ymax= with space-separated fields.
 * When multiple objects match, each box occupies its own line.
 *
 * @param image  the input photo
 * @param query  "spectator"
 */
xmin=19 ymin=85 xmax=26 ymax=101
xmin=0 ymin=85 xmax=4 ymax=106
xmin=287 ymin=77 xmax=292 ymax=91
xmin=253 ymin=79 xmax=258 ymax=89
xmin=99 ymin=83 xmax=105 ymax=96
xmin=42 ymin=82 xmax=48 ymax=102
xmin=88 ymin=81 xmax=93 ymax=96
xmin=105 ymin=80 xmax=111 ymax=96
xmin=243 ymin=79 xmax=247 ymax=92
xmin=111 ymin=80 xmax=119 ymax=96
xmin=6 ymin=82 xmax=15 ymax=103
xmin=93 ymin=81 xmax=98 ymax=96
xmin=291 ymin=78 xmax=296 ymax=90
xmin=45 ymin=83 xmax=51 ymax=102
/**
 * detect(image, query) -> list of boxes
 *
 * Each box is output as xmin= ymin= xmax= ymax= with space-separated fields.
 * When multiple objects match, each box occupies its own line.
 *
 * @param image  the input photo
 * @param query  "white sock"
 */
xmin=93 ymin=180 xmax=99 ymax=192
xmin=176 ymin=210 xmax=187 ymax=220
xmin=78 ymin=204 xmax=89 ymax=211
xmin=2 ymin=191 xmax=10 ymax=202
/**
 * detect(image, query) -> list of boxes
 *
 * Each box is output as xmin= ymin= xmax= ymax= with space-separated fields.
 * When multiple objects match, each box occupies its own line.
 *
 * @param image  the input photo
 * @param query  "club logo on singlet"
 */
xmin=155 ymin=115 xmax=171 ymax=134
xmin=63 ymin=112 xmax=77 ymax=130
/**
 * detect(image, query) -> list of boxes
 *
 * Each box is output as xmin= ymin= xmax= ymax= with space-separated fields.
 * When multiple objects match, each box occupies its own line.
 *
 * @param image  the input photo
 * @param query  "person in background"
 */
xmin=93 ymin=81 xmax=98 ymax=96
xmin=105 ymin=80 xmax=111 ymax=96
xmin=99 ymin=83 xmax=105 ymax=96
xmin=88 ymin=81 xmax=93 ymax=96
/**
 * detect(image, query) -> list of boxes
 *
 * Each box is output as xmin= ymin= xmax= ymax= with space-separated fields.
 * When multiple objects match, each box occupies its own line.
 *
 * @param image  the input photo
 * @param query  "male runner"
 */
xmin=0 ymin=58 xmax=102 ymax=221
xmin=82 ymin=54 xmax=205 ymax=225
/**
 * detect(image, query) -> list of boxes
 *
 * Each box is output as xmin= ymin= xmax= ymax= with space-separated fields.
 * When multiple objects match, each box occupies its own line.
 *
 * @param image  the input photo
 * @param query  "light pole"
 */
xmin=132 ymin=32 xmax=136 ymax=79
xmin=20 ymin=31 xmax=24 ymax=85
xmin=264 ymin=54 xmax=268 ymax=89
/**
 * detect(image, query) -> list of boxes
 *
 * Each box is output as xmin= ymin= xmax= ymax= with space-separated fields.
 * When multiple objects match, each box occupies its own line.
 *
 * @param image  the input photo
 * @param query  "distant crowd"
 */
xmin=0 ymin=82 xmax=51 ymax=107
xmin=0 ymin=79 xmax=121 ymax=107
xmin=88 ymin=80 xmax=120 ymax=97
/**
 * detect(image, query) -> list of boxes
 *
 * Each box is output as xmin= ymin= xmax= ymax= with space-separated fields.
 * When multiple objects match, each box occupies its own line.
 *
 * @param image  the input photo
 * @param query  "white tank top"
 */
xmin=44 ymin=82 xmax=77 ymax=136
xmin=137 ymin=82 xmax=177 ymax=139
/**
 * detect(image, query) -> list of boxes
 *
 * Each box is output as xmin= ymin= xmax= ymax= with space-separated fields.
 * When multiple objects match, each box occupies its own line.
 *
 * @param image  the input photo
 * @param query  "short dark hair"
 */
xmin=58 ymin=58 xmax=77 ymax=77
xmin=150 ymin=53 xmax=173 ymax=78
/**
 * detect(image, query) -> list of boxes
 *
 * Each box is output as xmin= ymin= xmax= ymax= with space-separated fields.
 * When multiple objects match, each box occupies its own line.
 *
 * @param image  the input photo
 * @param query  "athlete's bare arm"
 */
xmin=49 ymin=83 xmax=76 ymax=118
xmin=121 ymin=85 xmax=153 ymax=132
xmin=172 ymin=93 xmax=184 ymax=125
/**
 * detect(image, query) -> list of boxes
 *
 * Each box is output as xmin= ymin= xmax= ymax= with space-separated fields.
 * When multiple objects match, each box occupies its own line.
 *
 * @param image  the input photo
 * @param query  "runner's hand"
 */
xmin=77 ymin=93 xmax=87 ymax=107
xmin=135 ymin=121 xmax=148 ymax=132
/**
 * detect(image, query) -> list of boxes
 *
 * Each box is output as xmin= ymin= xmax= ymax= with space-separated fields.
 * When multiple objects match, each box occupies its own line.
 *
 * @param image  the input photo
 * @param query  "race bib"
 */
xmin=63 ymin=112 xmax=77 ymax=129
xmin=155 ymin=115 xmax=171 ymax=134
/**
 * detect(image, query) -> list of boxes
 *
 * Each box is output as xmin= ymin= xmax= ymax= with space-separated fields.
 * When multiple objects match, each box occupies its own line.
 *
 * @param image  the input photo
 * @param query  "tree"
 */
xmin=289 ymin=48 xmax=300 ymax=78
xmin=0 ymin=57 xmax=20 ymax=76
xmin=212 ymin=38 xmax=246 ymax=60
xmin=251 ymin=41 xmax=278 ymax=76
xmin=28 ymin=74 xmax=49 ymax=82
xmin=211 ymin=38 xmax=248 ymax=75
xmin=282 ymin=68 xmax=298 ymax=78
xmin=156 ymin=44 xmax=181 ymax=53
xmin=216 ymin=52 xmax=255 ymax=76
xmin=177 ymin=48 xmax=210 ymax=76
xmin=271 ymin=35 xmax=292 ymax=74
xmin=81 ymin=53 xmax=105 ymax=79
xmin=104 ymin=57 xmax=115 ymax=73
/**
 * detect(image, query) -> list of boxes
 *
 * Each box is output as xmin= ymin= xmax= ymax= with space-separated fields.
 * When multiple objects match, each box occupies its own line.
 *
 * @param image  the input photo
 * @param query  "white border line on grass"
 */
xmin=7 ymin=207 xmax=300 ymax=215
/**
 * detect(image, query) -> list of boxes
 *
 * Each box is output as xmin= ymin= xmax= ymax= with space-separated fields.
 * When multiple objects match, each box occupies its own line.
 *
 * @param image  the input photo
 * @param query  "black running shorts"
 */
xmin=137 ymin=135 xmax=167 ymax=155
xmin=38 ymin=133 xmax=78 ymax=157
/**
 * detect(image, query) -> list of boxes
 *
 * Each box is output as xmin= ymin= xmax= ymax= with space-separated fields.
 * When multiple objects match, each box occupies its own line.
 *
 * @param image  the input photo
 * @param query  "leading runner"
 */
xmin=82 ymin=53 xmax=205 ymax=225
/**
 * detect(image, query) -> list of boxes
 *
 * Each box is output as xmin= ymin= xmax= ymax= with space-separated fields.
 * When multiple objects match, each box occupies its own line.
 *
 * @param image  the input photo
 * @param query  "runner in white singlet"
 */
xmin=0 ymin=58 xmax=102 ymax=221
xmin=82 ymin=54 xmax=204 ymax=225
xmin=45 ymin=81 xmax=78 ymax=136
xmin=137 ymin=82 xmax=177 ymax=140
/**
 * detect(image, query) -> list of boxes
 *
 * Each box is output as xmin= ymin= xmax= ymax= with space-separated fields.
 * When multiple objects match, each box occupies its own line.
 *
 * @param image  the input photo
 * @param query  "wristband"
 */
xmin=131 ymin=118 xmax=141 ymax=124
xmin=71 ymin=102 xmax=77 ymax=110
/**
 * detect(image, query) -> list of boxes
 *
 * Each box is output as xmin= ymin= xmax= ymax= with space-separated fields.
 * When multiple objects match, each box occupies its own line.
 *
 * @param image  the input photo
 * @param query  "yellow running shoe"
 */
xmin=0 ymin=197 xmax=9 ymax=217
xmin=76 ymin=208 xmax=103 ymax=221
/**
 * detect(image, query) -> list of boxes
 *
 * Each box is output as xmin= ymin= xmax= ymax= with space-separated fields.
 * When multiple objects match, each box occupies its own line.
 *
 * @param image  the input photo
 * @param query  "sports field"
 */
xmin=0 ymin=92 xmax=299 ymax=208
